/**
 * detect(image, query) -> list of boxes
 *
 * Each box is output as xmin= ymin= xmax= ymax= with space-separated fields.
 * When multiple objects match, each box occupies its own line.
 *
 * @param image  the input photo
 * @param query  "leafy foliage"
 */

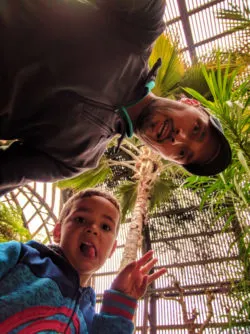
xmin=149 ymin=33 xmax=185 ymax=97
xmin=216 ymin=1 xmax=250 ymax=36
xmin=115 ymin=181 xmax=138 ymax=223
xmin=183 ymin=55 xmax=250 ymax=325
xmin=0 ymin=202 xmax=31 ymax=243
xmin=148 ymin=174 xmax=177 ymax=213
xmin=56 ymin=158 xmax=112 ymax=191
xmin=149 ymin=34 xmax=249 ymax=103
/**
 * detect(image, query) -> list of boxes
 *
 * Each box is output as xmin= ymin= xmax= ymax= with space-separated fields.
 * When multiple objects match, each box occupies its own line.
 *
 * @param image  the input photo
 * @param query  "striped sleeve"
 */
xmin=100 ymin=289 xmax=137 ymax=321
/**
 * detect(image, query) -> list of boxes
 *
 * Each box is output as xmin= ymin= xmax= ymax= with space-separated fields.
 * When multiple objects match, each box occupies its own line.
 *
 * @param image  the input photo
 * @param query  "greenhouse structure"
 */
xmin=0 ymin=0 xmax=249 ymax=333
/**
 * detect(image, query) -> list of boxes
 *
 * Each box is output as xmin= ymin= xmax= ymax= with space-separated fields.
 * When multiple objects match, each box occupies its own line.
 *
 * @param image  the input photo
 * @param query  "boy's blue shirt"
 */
xmin=0 ymin=240 xmax=136 ymax=333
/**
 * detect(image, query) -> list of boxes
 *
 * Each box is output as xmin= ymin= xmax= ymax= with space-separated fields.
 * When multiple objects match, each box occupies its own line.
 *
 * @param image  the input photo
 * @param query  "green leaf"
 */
xmin=56 ymin=158 xmax=112 ymax=191
xmin=0 ymin=202 xmax=31 ymax=242
xmin=237 ymin=150 xmax=250 ymax=176
xmin=149 ymin=33 xmax=185 ymax=97
xmin=115 ymin=181 xmax=138 ymax=223
xmin=149 ymin=176 xmax=177 ymax=212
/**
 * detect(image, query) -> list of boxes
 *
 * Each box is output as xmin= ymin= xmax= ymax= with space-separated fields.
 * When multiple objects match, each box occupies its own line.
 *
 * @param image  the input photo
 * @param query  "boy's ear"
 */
xmin=53 ymin=222 xmax=62 ymax=244
xmin=109 ymin=240 xmax=117 ymax=258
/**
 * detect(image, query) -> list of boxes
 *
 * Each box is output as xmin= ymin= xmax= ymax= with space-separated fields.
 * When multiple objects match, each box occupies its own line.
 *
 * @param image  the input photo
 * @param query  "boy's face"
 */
xmin=53 ymin=196 xmax=119 ymax=278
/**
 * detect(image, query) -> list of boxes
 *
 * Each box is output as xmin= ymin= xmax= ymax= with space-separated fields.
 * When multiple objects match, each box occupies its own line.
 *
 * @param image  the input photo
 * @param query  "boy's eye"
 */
xmin=74 ymin=217 xmax=86 ymax=224
xmin=102 ymin=224 xmax=111 ymax=232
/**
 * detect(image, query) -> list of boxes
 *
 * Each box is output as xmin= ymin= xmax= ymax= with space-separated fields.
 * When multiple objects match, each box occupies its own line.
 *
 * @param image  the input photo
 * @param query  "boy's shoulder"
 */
xmin=21 ymin=241 xmax=79 ymax=282
xmin=1 ymin=240 xmax=83 ymax=297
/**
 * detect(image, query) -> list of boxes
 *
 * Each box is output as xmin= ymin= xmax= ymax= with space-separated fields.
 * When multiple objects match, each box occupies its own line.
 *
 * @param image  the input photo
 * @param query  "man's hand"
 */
xmin=111 ymin=250 xmax=166 ymax=300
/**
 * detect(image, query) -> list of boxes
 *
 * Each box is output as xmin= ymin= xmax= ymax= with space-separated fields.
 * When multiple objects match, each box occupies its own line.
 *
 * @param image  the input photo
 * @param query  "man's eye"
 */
xmin=74 ymin=217 xmax=86 ymax=224
xmin=193 ymin=123 xmax=200 ymax=134
xmin=102 ymin=224 xmax=111 ymax=232
xmin=179 ymin=149 xmax=186 ymax=159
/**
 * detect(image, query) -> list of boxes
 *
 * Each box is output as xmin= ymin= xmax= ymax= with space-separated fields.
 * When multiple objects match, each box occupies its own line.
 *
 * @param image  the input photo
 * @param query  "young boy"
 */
xmin=0 ymin=189 xmax=166 ymax=333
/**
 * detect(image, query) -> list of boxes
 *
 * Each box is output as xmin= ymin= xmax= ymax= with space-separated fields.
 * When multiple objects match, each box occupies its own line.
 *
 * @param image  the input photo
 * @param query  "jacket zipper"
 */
xmin=64 ymin=288 xmax=82 ymax=333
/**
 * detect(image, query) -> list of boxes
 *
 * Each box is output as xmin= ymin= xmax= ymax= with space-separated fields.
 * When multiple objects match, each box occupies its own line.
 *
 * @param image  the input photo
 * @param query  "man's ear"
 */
xmin=53 ymin=222 xmax=62 ymax=244
xmin=109 ymin=240 xmax=117 ymax=258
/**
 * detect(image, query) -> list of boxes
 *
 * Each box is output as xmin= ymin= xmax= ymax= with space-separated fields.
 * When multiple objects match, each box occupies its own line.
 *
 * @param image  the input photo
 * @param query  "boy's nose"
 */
xmin=86 ymin=223 xmax=98 ymax=236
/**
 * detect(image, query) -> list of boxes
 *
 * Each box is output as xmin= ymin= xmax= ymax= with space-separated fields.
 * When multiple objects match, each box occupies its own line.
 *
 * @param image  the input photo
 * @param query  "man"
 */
xmin=0 ymin=0 xmax=231 ymax=196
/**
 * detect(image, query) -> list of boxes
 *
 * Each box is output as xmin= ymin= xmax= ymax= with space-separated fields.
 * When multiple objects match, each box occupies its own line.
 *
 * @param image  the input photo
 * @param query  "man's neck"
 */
xmin=127 ymin=93 xmax=155 ymax=124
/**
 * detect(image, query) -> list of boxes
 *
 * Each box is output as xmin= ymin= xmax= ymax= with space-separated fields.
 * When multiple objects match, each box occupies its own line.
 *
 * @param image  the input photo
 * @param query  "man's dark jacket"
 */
xmin=0 ymin=0 xmax=165 ymax=195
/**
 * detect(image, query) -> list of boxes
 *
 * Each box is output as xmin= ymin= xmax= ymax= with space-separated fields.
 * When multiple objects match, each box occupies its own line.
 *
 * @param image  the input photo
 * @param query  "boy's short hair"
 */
xmin=59 ymin=188 xmax=121 ymax=233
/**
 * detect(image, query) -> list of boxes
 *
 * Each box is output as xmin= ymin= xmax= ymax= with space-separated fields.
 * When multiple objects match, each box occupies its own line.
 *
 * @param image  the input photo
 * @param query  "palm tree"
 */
xmin=114 ymin=144 xmax=179 ymax=270
xmin=57 ymin=137 xmax=180 ymax=269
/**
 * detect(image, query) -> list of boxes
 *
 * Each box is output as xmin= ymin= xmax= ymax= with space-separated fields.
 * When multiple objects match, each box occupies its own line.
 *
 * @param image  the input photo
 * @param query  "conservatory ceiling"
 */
xmin=0 ymin=0 xmax=248 ymax=238
xmin=164 ymin=0 xmax=248 ymax=65
xmin=1 ymin=182 xmax=62 ymax=244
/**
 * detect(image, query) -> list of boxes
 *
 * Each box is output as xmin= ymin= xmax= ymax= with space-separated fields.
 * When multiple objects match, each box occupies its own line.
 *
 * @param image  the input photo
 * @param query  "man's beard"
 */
xmin=133 ymin=103 xmax=155 ymax=135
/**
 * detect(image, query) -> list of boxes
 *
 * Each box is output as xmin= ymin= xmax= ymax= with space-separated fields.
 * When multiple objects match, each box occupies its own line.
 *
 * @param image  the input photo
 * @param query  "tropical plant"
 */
xmin=183 ymin=55 xmax=250 ymax=324
xmin=0 ymin=202 xmax=31 ymax=242
xmin=148 ymin=33 xmax=185 ymax=98
xmin=149 ymin=33 xmax=249 ymax=102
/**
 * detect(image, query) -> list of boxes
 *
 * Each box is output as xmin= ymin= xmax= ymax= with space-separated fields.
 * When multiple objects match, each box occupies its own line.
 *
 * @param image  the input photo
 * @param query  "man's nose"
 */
xmin=172 ymin=129 xmax=187 ymax=143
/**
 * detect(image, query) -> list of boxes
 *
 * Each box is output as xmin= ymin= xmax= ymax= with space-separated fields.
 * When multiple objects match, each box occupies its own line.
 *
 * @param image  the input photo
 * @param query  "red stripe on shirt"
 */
xmin=103 ymin=291 xmax=137 ymax=309
xmin=101 ymin=305 xmax=134 ymax=321
xmin=18 ymin=320 xmax=72 ymax=334
xmin=0 ymin=306 xmax=80 ymax=333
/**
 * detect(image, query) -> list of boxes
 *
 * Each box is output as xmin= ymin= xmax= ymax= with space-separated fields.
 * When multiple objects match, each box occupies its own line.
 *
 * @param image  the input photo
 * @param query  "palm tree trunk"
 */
xmin=119 ymin=170 xmax=153 ymax=270
xmin=119 ymin=147 xmax=160 ymax=271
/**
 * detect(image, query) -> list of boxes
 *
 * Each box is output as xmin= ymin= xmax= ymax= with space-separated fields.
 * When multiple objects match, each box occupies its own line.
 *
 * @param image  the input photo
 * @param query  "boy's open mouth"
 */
xmin=80 ymin=242 xmax=97 ymax=258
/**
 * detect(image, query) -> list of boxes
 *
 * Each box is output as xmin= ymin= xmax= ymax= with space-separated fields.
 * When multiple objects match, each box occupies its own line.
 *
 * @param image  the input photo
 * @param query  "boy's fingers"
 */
xmin=147 ymin=268 xmax=167 ymax=285
xmin=136 ymin=250 xmax=153 ymax=268
xmin=140 ymin=258 xmax=158 ymax=275
xmin=118 ymin=261 xmax=137 ymax=278
xmin=141 ymin=275 xmax=149 ymax=292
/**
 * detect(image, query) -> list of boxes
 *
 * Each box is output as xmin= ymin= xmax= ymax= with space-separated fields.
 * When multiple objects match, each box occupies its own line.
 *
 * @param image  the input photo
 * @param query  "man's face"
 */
xmin=54 ymin=196 xmax=118 ymax=277
xmin=136 ymin=98 xmax=219 ymax=166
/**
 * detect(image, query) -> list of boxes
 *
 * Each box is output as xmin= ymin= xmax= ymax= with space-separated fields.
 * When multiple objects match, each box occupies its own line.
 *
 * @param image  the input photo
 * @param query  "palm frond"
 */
xmin=178 ymin=63 xmax=211 ymax=99
xmin=149 ymin=33 xmax=185 ymax=97
xmin=149 ymin=175 xmax=177 ymax=212
xmin=56 ymin=158 xmax=112 ymax=191
xmin=115 ymin=181 xmax=138 ymax=223
xmin=216 ymin=1 xmax=250 ymax=32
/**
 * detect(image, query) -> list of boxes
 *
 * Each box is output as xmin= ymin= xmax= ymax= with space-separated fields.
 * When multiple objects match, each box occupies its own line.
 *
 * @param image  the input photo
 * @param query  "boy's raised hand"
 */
xmin=111 ymin=250 xmax=166 ymax=300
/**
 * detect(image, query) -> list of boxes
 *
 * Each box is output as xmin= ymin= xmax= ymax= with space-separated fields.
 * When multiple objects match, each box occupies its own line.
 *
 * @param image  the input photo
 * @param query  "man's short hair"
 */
xmin=59 ymin=188 xmax=121 ymax=233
